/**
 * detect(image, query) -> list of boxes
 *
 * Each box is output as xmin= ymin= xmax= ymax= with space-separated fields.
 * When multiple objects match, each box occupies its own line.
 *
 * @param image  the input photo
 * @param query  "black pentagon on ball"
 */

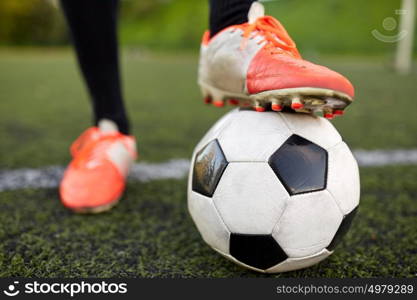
xmin=230 ymin=234 xmax=288 ymax=270
xmin=327 ymin=206 xmax=358 ymax=251
xmin=268 ymin=135 xmax=328 ymax=195
xmin=192 ymin=139 xmax=228 ymax=197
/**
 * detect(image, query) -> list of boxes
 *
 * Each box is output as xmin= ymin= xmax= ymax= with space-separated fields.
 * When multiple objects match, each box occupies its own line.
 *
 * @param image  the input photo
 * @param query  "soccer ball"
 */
xmin=187 ymin=109 xmax=360 ymax=273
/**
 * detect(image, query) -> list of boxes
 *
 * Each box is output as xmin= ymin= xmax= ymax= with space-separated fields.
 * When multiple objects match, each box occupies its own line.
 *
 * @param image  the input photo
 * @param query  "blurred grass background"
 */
xmin=0 ymin=0 xmax=415 ymax=56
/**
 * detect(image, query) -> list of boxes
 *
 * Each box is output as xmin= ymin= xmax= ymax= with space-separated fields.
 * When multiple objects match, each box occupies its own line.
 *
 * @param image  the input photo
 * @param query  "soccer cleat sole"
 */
xmin=200 ymin=83 xmax=352 ymax=118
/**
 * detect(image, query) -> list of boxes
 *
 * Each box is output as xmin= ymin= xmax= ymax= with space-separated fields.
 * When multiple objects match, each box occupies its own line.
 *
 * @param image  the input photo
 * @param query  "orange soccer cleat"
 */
xmin=198 ymin=2 xmax=355 ymax=118
xmin=60 ymin=119 xmax=137 ymax=213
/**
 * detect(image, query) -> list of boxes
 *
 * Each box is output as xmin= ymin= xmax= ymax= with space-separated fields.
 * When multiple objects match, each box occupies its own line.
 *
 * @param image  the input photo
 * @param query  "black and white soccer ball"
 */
xmin=188 ymin=109 xmax=360 ymax=273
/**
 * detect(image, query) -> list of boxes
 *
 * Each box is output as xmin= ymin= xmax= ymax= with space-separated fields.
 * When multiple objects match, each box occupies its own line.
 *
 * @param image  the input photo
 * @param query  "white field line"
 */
xmin=0 ymin=150 xmax=416 ymax=192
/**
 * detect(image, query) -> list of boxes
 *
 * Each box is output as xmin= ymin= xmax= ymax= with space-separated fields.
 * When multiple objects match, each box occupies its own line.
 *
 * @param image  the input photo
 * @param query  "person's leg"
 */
xmin=60 ymin=0 xmax=130 ymax=134
xmin=200 ymin=1 xmax=355 ymax=116
xmin=209 ymin=0 xmax=256 ymax=37
xmin=59 ymin=0 xmax=136 ymax=213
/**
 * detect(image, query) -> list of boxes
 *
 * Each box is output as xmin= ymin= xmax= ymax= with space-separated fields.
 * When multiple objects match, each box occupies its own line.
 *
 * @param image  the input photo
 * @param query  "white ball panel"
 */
xmin=327 ymin=142 xmax=360 ymax=215
xmin=273 ymin=190 xmax=343 ymax=257
xmin=188 ymin=191 xmax=230 ymax=254
xmin=193 ymin=108 xmax=239 ymax=154
xmin=213 ymin=162 xmax=288 ymax=234
xmin=280 ymin=113 xmax=342 ymax=149
xmin=266 ymin=249 xmax=332 ymax=273
xmin=218 ymin=111 xmax=292 ymax=162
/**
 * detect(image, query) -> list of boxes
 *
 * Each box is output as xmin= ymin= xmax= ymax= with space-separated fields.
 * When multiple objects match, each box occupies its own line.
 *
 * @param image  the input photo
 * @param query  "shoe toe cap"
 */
xmin=60 ymin=166 xmax=125 ymax=210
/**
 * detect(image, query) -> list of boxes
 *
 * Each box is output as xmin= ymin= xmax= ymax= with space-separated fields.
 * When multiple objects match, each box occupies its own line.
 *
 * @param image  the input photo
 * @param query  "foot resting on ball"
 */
xmin=198 ymin=2 xmax=355 ymax=119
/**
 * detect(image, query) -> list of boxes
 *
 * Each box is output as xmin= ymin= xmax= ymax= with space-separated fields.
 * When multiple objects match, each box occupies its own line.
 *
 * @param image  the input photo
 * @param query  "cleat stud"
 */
xmin=213 ymin=100 xmax=225 ymax=107
xmin=323 ymin=106 xmax=334 ymax=119
xmin=324 ymin=113 xmax=334 ymax=119
xmin=291 ymin=102 xmax=304 ymax=110
xmin=271 ymin=98 xmax=283 ymax=112
xmin=254 ymin=100 xmax=265 ymax=112
xmin=334 ymin=110 xmax=344 ymax=116
xmin=291 ymin=97 xmax=304 ymax=110
xmin=271 ymin=104 xmax=283 ymax=111
xmin=255 ymin=106 xmax=266 ymax=112
xmin=204 ymin=96 xmax=212 ymax=104
xmin=228 ymin=99 xmax=240 ymax=106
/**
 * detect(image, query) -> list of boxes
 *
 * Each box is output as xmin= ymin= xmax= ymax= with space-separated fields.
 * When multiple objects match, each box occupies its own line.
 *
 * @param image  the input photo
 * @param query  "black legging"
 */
xmin=60 ymin=0 xmax=256 ymax=134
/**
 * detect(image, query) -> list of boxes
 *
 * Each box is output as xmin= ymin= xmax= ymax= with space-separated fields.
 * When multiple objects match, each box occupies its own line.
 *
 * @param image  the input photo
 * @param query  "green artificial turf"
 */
xmin=0 ymin=166 xmax=416 ymax=278
xmin=0 ymin=50 xmax=416 ymax=277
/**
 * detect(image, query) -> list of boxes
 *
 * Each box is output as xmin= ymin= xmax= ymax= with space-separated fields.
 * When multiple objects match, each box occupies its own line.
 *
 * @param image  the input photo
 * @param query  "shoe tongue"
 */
xmin=248 ymin=1 xmax=265 ymax=24
xmin=98 ymin=119 xmax=119 ymax=134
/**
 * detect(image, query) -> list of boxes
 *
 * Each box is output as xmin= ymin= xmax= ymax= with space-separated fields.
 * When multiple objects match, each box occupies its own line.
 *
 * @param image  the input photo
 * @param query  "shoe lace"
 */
xmin=241 ymin=16 xmax=301 ymax=58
